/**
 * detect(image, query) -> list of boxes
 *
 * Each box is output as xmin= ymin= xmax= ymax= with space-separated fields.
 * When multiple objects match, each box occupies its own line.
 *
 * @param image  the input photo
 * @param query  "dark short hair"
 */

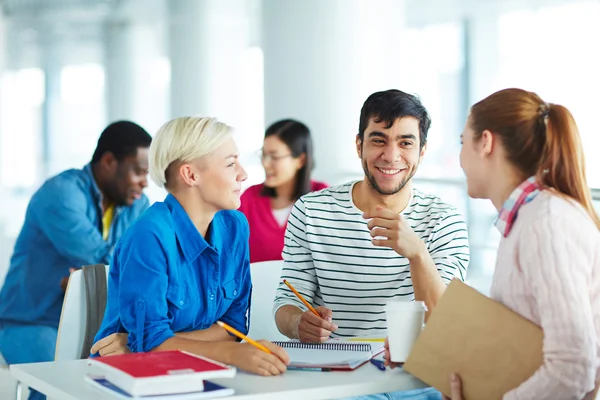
xmin=261 ymin=119 xmax=314 ymax=200
xmin=358 ymin=89 xmax=431 ymax=149
xmin=91 ymin=121 xmax=152 ymax=164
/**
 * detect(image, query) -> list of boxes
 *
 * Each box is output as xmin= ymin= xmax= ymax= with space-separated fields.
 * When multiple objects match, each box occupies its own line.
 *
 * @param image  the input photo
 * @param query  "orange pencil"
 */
xmin=283 ymin=279 xmax=322 ymax=319
xmin=216 ymin=321 xmax=273 ymax=355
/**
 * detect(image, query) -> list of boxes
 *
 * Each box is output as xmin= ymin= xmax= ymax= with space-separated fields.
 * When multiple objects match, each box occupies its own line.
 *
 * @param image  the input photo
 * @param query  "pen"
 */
xmin=370 ymin=358 xmax=386 ymax=371
xmin=288 ymin=367 xmax=332 ymax=372
xmin=283 ymin=279 xmax=322 ymax=319
xmin=216 ymin=321 xmax=273 ymax=355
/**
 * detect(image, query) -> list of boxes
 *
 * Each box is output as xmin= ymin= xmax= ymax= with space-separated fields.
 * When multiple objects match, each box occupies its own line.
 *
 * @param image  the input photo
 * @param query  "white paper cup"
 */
xmin=385 ymin=300 xmax=427 ymax=363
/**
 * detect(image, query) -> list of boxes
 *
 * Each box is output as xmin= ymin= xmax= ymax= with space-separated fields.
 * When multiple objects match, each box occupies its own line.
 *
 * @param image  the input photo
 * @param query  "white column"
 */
xmin=168 ymin=0 xmax=249 ymax=130
xmin=467 ymin=4 xmax=501 ymax=105
xmin=104 ymin=20 xmax=135 ymax=122
xmin=168 ymin=0 xmax=210 ymax=118
xmin=262 ymin=0 xmax=406 ymax=185
xmin=104 ymin=17 xmax=167 ymax=130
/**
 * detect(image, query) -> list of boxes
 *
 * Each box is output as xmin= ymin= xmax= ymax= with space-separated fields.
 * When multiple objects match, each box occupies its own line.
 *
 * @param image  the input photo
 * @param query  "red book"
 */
xmin=88 ymin=350 xmax=236 ymax=397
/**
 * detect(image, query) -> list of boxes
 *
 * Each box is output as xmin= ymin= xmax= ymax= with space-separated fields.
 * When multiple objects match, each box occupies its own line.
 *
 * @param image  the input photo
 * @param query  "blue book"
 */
xmin=85 ymin=375 xmax=235 ymax=399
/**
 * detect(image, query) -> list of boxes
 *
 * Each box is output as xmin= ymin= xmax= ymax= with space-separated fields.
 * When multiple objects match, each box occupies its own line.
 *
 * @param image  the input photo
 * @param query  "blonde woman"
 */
xmin=92 ymin=117 xmax=289 ymax=376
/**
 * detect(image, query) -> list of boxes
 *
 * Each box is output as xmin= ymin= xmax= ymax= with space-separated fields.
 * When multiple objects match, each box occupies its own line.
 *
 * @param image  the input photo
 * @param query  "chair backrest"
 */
xmin=248 ymin=260 xmax=288 ymax=341
xmin=55 ymin=264 xmax=109 ymax=361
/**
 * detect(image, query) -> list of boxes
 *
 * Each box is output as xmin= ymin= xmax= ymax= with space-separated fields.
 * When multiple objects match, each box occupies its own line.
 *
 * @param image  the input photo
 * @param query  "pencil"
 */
xmin=283 ymin=279 xmax=322 ymax=319
xmin=216 ymin=321 xmax=273 ymax=355
xmin=346 ymin=338 xmax=386 ymax=342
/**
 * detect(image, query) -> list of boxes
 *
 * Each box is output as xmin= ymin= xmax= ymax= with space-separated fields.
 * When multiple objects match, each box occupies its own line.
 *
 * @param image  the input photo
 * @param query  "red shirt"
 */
xmin=238 ymin=180 xmax=328 ymax=263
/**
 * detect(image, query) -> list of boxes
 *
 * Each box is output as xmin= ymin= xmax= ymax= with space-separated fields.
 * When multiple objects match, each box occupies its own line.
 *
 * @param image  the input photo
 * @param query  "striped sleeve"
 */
xmin=273 ymin=198 xmax=319 ymax=316
xmin=427 ymin=209 xmax=470 ymax=283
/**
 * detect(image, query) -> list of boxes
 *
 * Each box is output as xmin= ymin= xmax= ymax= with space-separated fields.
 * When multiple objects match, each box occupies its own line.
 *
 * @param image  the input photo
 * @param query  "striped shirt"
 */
xmin=273 ymin=181 xmax=470 ymax=337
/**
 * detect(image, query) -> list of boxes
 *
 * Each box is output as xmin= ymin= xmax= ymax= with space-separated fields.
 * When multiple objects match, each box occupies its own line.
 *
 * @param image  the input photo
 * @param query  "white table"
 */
xmin=11 ymin=358 xmax=427 ymax=400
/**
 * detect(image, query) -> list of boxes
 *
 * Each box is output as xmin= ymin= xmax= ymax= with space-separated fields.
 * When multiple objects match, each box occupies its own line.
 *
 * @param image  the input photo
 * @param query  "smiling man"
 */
xmin=0 ymin=121 xmax=151 ymax=400
xmin=274 ymin=89 xmax=469 ymax=400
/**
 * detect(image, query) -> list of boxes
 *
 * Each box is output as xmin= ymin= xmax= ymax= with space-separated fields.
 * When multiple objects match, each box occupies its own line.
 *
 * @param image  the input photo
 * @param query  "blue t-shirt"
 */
xmin=0 ymin=164 xmax=149 ymax=328
xmin=93 ymin=194 xmax=252 ymax=353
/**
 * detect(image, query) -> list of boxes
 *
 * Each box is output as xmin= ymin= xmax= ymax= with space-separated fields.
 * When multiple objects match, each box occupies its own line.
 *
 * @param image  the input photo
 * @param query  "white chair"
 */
xmin=0 ymin=354 xmax=21 ymax=400
xmin=248 ymin=260 xmax=288 ymax=341
xmin=55 ymin=265 xmax=109 ymax=361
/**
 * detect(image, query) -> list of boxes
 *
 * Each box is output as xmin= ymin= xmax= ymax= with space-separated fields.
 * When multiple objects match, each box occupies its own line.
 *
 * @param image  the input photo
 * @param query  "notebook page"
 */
xmin=272 ymin=339 xmax=374 ymax=368
xmin=330 ymin=337 xmax=386 ymax=355
xmin=284 ymin=348 xmax=371 ymax=368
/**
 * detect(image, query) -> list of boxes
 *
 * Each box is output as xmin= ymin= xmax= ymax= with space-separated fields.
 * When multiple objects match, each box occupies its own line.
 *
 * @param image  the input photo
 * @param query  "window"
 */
xmin=398 ymin=22 xmax=467 ymax=181
xmin=134 ymin=57 xmax=171 ymax=204
xmin=60 ymin=64 xmax=105 ymax=105
xmin=497 ymin=1 xmax=600 ymax=187
xmin=239 ymin=46 xmax=265 ymax=190
xmin=0 ymin=68 xmax=44 ymax=188
xmin=49 ymin=64 xmax=106 ymax=175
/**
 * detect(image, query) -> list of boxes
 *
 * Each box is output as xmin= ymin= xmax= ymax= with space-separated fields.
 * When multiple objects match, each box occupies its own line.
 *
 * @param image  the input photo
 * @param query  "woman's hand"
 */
xmin=442 ymin=374 xmax=463 ymax=400
xmin=90 ymin=333 xmax=130 ymax=356
xmin=226 ymin=341 xmax=290 ymax=376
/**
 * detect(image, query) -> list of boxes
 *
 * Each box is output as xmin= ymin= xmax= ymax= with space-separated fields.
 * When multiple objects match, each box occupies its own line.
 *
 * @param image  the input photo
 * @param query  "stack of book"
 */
xmin=86 ymin=350 xmax=236 ymax=399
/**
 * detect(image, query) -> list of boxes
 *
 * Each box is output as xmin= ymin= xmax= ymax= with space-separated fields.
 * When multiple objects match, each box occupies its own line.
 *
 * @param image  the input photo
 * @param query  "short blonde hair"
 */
xmin=149 ymin=117 xmax=233 ymax=188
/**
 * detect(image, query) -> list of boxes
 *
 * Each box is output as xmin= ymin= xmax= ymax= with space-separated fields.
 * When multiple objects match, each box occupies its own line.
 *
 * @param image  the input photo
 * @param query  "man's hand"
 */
xmin=443 ymin=374 xmax=463 ymax=400
xmin=383 ymin=336 xmax=401 ymax=369
xmin=364 ymin=205 xmax=425 ymax=261
xmin=295 ymin=306 xmax=338 ymax=343
xmin=90 ymin=333 xmax=130 ymax=356
xmin=60 ymin=267 xmax=80 ymax=292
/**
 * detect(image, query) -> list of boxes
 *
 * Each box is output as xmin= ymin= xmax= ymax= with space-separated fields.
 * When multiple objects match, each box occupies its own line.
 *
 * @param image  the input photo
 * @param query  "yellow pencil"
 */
xmin=283 ymin=279 xmax=322 ymax=319
xmin=216 ymin=321 xmax=273 ymax=355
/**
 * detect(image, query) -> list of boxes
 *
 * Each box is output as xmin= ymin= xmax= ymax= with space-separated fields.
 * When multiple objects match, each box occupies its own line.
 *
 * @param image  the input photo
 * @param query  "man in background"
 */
xmin=0 ymin=121 xmax=152 ymax=400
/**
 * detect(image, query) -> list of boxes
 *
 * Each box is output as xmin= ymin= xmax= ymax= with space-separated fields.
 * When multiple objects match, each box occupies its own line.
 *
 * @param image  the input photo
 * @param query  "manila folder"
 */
xmin=403 ymin=279 xmax=543 ymax=400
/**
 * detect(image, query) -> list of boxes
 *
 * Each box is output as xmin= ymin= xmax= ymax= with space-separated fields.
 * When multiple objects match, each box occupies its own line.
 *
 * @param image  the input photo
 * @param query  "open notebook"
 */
xmin=272 ymin=338 xmax=385 ymax=370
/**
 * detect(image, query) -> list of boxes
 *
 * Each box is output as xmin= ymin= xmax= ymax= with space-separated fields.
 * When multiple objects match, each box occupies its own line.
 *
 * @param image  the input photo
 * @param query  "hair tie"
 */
xmin=538 ymin=102 xmax=550 ymax=120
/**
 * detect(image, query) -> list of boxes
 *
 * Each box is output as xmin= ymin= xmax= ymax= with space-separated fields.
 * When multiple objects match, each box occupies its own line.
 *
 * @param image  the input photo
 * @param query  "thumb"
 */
xmin=317 ymin=306 xmax=333 ymax=322
xmin=450 ymin=373 xmax=462 ymax=399
xmin=262 ymin=341 xmax=290 ymax=365
xmin=317 ymin=307 xmax=338 ymax=330
xmin=69 ymin=267 xmax=77 ymax=273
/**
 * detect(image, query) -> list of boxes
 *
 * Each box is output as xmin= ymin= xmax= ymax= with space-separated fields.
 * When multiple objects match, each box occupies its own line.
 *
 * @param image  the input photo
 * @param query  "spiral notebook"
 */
xmin=272 ymin=339 xmax=385 ymax=370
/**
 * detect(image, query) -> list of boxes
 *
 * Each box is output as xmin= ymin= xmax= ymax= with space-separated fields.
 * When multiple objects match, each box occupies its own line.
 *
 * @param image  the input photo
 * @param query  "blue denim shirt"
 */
xmin=0 ymin=164 xmax=149 ymax=328
xmin=93 ymin=194 xmax=252 ymax=353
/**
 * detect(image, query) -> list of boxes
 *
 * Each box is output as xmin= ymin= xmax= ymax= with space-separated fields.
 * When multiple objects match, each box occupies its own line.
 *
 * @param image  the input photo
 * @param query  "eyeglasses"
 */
xmin=258 ymin=151 xmax=293 ymax=163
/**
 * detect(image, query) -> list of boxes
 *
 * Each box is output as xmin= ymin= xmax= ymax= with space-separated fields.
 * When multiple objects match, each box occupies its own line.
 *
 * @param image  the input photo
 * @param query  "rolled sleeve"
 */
xmin=274 ymin=198 xmax=319 ymax=316
xmin=117 ymin=231 xmax=175 ymax=352
xmin=427 ymin=210 xmax=470 ymax=283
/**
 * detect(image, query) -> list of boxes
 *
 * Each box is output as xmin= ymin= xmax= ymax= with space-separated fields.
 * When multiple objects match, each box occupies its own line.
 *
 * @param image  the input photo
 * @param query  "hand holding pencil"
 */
xmin=217 ymin=321 xmax=290 ymax=377
xmin=283 ymin=279 xmax=338 ymax=343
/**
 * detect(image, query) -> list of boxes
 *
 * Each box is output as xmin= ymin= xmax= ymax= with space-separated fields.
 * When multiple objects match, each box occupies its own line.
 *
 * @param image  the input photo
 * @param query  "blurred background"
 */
xmin=0 ymin=0 xmax=599 ymax=297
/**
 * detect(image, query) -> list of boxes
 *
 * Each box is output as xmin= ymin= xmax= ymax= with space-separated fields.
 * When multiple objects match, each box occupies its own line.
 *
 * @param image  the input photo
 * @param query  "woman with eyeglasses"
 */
xmin=239 ymin=119 xmax=327 ymax=263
